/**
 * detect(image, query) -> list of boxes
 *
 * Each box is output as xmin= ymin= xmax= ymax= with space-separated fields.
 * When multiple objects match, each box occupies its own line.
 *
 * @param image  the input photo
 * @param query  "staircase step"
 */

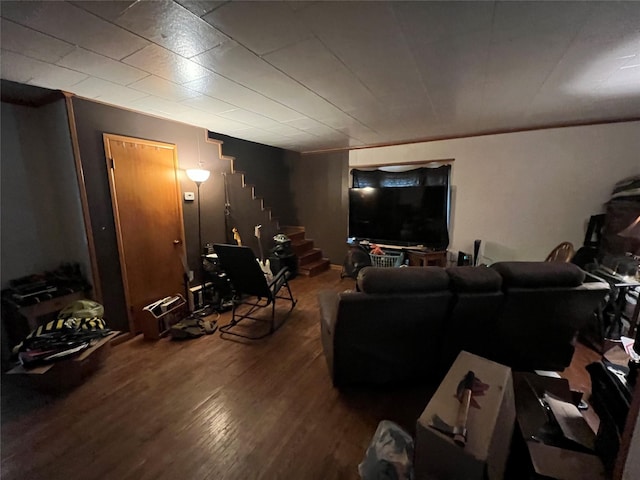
xmin=298 ymin=248 xmax=322 ymax=265
xmin=284 ymin=229 xmax=305 ymax=243
xmin=291 ymin=239 xmax=314 ymax=256
xmin=282 ymin=225 xmax=305 ymax=233
xmin=298 ymin=258 xmax=330 ymax=277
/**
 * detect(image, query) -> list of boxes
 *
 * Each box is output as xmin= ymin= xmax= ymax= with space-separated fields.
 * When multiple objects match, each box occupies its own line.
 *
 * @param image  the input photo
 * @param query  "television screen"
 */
xmin=348 ymin=186 xmax=449 ymax=248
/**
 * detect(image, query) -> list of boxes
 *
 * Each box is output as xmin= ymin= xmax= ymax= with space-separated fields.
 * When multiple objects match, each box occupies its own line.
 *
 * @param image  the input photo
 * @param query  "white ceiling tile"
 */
xmin=231 ymin=74 xmax=347 ymax=122
xmin=1 ymin=19 xmax=76 ymax=63
xmin=1 ymin=49 xmax=88 ymax=88
xmin=542 ymin=41 xmax=640 ymax=100
xmin=171 ymin=108 xmax=217 ymax=128
xmin=491 ymin=1 xmax=593 ymax=45
xmin=264 ymin=124 xmax=307 ymax=137
xmin=203 ymin=1 xmax=312 ymax=55
xmin=297 ymin=3 xmax=430 ymax=103
xmin=192 ymin=40 xmax=278 ymax=81
xmin=199 ymin=114 xmax=255 ymax=132
xmin=182 ymin=95 xmax=237 ymax=114
xmin=282 ymin=117 xmax=326 ymax=131
xmin=304 ymin=69 xmax=378 ymax=113
xmin=182 ymin=72 xmax=304 ymax=121
xmin=128 ymin=75 xmax=200 ymax=102
xmin=392 ymin=2 xmax=494 ymax=46
xmin=1 ymin=49 xmax=46 ymax=84
xmin=175 ymin=1 xmax=225 ymax=18
xmin=128 ymin=96 xmax=191 ymax=116
xmin=2 ymin=0 xmax=639 ymax=152
xmin=299 ymin=2 xmax=393 ymax=51
xmin=122 ymin=44 xmax=209 ymax=84
xmin=604 ymin=64 xmax=640 ymax=89
xmin=56 ymin=48 xmax=149 ymax=86
xmin=285 ymin=1 xmax=317 ymax=13
xmin=1 ymin=1 xmax=150 ymax=60
xmin=109 ymin=0 xmax=227 ymax=58
xmin=182 ymin=72 xmax=268 ymax=104
xmin=577 ymin=3 xmax=640 ymax=48
xmin=217 ymin=109 xmax=279 ymax=128
xmin=239 ymin=71 xmax=305 ymax=100
xmin=250 ymin=100 xmax=303 ymax=123
xmin=69 ymin=1 xmax=138 ymax=21
xmin=334 ymin=123 xmax=380 ymax=141
xmin=263 ymin=38 xmax=345 ymax=82
xmin=69 ymin=76 xmax=149 ymax=103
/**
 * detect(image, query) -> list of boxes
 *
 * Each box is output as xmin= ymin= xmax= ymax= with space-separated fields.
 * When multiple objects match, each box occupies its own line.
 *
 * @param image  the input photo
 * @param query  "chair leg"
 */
xmin=271 ymin=301 xmax=275 ymax=333
xmin=219 ymin=297 xmax=272 ymax=340
xmin=219 ymin=278 xmax=297 ymax=340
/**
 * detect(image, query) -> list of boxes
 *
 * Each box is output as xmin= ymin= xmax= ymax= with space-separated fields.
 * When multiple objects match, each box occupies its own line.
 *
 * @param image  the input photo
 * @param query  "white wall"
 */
xmin=350 ymin=122 xmax=640 ymax=262
xmin=1 ymin=101 xmax=91 ymax=288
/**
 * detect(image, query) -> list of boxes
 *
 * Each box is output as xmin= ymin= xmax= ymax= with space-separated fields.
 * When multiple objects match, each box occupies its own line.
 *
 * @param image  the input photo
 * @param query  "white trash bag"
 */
xmin=358 ymin=420 xmax=414 ymax=480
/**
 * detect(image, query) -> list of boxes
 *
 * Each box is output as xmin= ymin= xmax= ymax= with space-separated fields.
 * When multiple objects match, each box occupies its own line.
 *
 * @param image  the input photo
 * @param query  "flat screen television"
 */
xmin=348 ymin=186 xmax=449 ymax=248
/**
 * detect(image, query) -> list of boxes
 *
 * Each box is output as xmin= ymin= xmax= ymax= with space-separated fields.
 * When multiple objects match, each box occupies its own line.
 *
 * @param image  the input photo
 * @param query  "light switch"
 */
xmin=184 ymin=192 xmax=195 ymax=201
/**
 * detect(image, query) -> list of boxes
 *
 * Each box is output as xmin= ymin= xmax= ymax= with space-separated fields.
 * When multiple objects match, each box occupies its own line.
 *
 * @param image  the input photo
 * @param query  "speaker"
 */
xmin=457 ymin=251 xmax=472 ymax=266
xmin=269 ymin=253 xmax=298 ymax=279
xmin=473 ymin=240 xmax=481 ymax=266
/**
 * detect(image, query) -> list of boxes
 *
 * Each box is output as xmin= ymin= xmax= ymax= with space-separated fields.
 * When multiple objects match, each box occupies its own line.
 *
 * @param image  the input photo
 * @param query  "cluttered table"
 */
xmin=1 ymin=264 xmax=91 ymax=352
xmin=584 ymin=267 xmax=640 ymax=346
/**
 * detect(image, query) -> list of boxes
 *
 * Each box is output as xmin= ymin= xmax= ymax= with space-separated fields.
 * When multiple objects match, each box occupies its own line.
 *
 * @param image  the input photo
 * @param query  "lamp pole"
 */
xmin=196 ymin=180 xmax=203 ymax=281
xmin=196 ymin=180 xmax=207 ymax=311
xmin=186 ymin=168 xmax=210 ymax=311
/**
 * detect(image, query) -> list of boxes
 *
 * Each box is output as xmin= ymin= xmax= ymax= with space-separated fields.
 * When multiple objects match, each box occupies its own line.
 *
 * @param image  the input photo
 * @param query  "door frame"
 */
xmin=103 ymin=133 xmax=187 ymax=334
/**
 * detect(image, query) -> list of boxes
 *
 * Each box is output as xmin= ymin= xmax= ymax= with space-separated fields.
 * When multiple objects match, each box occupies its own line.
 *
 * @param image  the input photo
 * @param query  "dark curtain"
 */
xmin=351 ymin=165 xmax=450 ymax=188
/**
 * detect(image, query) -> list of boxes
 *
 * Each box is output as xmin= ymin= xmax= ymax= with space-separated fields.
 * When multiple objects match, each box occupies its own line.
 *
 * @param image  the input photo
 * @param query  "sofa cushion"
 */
xmin=357 ymin=266 xmax=449 ymax=294
xmin=491 ymin=261 xmax=585 ymax=288
xmin=446 ymin=266 xmax=502 ymax=292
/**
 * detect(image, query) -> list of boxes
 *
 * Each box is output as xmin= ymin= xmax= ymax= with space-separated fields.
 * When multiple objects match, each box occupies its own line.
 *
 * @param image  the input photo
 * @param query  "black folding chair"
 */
xmin=213 ymin=243 xmax=297 ymax=340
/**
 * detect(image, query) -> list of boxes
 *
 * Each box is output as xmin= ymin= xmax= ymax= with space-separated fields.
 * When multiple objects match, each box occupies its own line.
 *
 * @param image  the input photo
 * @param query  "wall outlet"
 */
xmin=184 ymin=192 xmax=195 ymax=201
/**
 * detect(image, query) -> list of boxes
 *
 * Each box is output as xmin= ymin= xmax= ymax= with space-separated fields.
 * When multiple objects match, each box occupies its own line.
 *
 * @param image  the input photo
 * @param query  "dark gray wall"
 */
xmin=71 ymin=97 xmax=300 ymax=331
xmin=72 ymin=98 xmax=231 ymax=331
xmin=1 ymin=100 xmax=89 ymax=287
xmin=4 ymin=86 xmax=349 ymax=335
xmin=287 ymin=151 xmax=349 ymax=264
xmin=210 ymin=132 xmax=298 ymax=226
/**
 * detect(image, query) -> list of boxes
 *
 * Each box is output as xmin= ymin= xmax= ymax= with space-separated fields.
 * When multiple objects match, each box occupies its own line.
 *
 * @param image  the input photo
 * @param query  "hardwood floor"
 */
xmin=0 ymin=269 xmax=603 ymax=480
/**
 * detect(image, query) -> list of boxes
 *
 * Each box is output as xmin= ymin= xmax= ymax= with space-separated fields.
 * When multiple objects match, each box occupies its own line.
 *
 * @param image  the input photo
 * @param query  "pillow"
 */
xmin=357 ymin=267 xmax=449 ymax=294
xmin=490 ymin=261 xmax=585 ymax=288
xmin=446 ymin=266 xmax=502 ymax=292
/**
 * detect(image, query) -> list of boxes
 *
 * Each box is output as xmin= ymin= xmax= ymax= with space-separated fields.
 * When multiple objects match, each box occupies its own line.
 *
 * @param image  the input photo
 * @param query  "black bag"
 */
xmin=341 ymin=246 xmax=372 ymax=279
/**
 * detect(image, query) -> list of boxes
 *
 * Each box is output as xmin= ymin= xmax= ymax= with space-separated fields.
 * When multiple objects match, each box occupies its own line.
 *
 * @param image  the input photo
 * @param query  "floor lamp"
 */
xmin=186 ymin=167 xmax=210 ymax=311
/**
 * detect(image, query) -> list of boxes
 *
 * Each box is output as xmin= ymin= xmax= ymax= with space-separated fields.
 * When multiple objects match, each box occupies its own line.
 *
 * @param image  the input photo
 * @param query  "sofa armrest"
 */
xmin=318 ymin=290 xmax=342 ymax=336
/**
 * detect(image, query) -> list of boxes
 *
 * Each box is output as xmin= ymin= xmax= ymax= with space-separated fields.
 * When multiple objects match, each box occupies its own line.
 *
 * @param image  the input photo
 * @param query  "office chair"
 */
xmin=545 ymin=242 xmax=575 ymax=262
xmin=213 ymin=243 xmax=296 ymax=340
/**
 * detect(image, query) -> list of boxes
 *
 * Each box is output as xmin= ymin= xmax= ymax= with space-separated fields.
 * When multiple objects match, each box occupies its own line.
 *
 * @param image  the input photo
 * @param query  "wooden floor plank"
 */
xmin=1 ymin=269 xmax=606 ymax=479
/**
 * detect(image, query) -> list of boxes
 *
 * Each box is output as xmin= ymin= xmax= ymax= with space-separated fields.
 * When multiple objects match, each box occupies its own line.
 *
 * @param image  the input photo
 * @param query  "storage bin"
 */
xmin=369 ymin=251 xmax=404 ymax=268
xmin=141 ymin=294 xmax=187 ymax=340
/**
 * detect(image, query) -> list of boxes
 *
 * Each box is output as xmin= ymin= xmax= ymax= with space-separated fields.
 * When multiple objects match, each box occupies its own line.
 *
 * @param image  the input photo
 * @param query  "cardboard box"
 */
xmin=142 ymin=294 xmax=187 ymax=340
xmin=512 ymin=372 xmax=606 ymax=480
xmin=415 ymin=351 xmax=515 ymax=480
xmin=7 ymin=331 xmax=118 ymax=390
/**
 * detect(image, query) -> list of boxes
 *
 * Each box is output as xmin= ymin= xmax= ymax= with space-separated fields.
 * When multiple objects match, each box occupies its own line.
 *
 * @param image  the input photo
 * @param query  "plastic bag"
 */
xmin=358 ymin=420 xmax=414 ymax=480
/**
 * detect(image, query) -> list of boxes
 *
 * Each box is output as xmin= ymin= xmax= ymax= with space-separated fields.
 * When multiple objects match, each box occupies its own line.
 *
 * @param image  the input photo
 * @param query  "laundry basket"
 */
xmin=369 ymin=251 xmax=404 ymax=268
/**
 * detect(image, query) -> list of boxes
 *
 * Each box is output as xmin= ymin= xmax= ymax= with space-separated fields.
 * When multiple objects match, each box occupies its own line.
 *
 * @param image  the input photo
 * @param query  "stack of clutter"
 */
xmin=12 ymin=299 xmax=110 ymax=368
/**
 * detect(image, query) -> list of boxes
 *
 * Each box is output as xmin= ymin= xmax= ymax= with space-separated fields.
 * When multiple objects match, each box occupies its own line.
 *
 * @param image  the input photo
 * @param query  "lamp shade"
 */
xmin=186 ymin=168 xmax=211 ymax=183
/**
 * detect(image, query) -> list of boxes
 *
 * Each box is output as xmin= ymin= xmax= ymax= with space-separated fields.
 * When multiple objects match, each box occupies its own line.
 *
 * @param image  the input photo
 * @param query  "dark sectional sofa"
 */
xmin=318 ymin=262 xmax=609 ymax=387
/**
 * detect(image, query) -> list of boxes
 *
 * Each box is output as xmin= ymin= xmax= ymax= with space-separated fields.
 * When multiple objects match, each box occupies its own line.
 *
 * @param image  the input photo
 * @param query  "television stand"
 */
xmin=404 ymin=249 xmax=447 ymax=267
xmin=352 ymin=241 xmax=448 ymax=267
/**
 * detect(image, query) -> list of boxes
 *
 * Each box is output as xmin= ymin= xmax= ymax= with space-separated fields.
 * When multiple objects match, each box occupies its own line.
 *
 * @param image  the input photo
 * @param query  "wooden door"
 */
xmin=103 ymin=134 xmax=186 ymax=334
